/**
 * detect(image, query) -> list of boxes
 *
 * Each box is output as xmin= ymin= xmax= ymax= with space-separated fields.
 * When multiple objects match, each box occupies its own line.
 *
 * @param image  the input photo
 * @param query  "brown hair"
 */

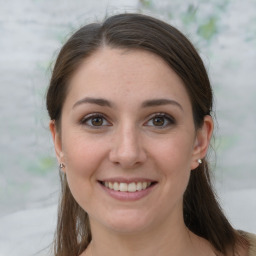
xmin=46 ymin=13 xmax=246 ymax=256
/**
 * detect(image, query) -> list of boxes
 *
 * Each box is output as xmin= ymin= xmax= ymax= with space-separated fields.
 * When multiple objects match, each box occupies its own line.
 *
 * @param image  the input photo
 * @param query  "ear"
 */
xmin=49 ymin=120 xmax=65 ymax=171
xmin=190 ymin=115 xmax=214 ymax=170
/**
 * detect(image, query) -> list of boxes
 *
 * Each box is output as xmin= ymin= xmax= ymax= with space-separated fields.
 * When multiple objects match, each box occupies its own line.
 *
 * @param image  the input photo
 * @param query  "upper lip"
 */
xmin=99 ymin=177 xmax=157 ymax=183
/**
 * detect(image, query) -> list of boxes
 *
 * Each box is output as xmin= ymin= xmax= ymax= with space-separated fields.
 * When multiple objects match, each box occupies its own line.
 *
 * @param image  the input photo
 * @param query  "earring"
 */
xmin=198 ymin=159 xmax=202 ymax=164
xmin=59 ymin=163 xmax=65 ymax=169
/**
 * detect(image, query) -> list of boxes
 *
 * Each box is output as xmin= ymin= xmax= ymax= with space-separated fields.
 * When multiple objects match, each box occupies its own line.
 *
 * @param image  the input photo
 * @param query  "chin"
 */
xmin=101 ymin=209 xmax=154 ymax=234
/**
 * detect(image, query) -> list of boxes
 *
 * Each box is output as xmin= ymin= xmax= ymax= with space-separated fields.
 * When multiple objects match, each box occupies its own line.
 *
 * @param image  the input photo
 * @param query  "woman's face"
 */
xmin=51 ymin=48 xmax=212 ymax=234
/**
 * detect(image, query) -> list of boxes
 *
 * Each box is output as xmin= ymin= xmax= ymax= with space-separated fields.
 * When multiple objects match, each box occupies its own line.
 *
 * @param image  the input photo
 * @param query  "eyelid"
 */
xmin=144 ymin=112 xmax=176 ymax=128
xmin=80 ymin=113 xmax=111 ymax=127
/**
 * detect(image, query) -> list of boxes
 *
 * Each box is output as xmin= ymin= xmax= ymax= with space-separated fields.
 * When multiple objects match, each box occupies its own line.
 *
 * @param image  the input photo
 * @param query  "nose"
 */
xmin=109 ymin=124 xmax=147 ymax=169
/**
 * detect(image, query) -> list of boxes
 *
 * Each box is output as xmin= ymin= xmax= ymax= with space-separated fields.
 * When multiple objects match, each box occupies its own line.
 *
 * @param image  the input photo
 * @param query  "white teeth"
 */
xmin=119 ymin=183 xmax=128 ymax=192
xmin=136 ymin=182 xmax=142 ymax=191
xmin=128 ymin=182 xmax=136 ymax=192
xmin=102 ymin=181 xmax=153 ymax=192
xmin=113 ymin=182 xmax=119 ymax=191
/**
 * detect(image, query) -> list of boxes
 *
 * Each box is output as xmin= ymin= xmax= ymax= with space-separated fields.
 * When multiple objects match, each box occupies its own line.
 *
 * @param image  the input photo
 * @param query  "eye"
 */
xmin=80 ymin=113 xmax=111 ymax=128
xmin=145 ymin=113 xmax=175 ymax=128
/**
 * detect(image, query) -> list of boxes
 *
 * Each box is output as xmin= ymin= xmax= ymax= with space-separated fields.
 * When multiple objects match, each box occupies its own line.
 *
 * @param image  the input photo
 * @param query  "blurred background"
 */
xmin=0 ymin=0 xmax=255 ymax=255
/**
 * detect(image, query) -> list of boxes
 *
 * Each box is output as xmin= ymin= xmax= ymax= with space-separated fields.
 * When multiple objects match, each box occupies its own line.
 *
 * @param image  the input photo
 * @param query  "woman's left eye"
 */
xmin=145 ymin=114 xmax=175 ymax=128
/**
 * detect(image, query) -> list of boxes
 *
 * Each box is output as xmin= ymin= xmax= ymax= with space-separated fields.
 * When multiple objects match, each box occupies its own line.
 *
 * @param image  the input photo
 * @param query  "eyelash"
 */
xmin=80 ymin=113 xmax=111 ymax=128
xmin=145 ymin=113 xmax=175 ymax=128
xmin=80 ymin=112 xmax=175 ymax=128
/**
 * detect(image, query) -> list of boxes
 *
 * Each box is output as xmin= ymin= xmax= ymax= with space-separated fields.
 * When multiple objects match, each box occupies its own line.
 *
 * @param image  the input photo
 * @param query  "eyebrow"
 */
xmin=73 ymin=97 xmax=113 ymax=109
xmin=141 ymin=99 xmax=183 ymax=111
xmin=73 ymin=97 xmax=183 ymax=111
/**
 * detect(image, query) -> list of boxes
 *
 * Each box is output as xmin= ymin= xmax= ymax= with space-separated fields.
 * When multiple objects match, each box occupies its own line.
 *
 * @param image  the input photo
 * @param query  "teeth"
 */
xmin=119 ymin=183 xmax=128 ymax=192
xmin=136 ymin=182 xmax=142 ymax=191
xmin=128 ymin=182 xmax=136 ymax=192
xmin=113 ymin=182 xmax=119 ymax=191
xmin=102 ymin=181 xmax=152 ymax=192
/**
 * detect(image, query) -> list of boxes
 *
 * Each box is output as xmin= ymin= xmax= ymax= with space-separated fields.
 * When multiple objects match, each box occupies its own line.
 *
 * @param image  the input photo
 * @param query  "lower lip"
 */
xmin=99 ymin=182 xmax=156 ymax=201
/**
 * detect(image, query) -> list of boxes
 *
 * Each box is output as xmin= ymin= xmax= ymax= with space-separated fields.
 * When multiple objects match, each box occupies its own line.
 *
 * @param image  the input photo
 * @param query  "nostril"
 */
xmin=109 ymin=146 xmax=147 ymax=168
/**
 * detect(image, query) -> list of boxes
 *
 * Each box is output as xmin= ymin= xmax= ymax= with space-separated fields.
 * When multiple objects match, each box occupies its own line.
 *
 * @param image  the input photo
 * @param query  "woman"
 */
xmin=46 ymin=13 xmax=256 ymax=256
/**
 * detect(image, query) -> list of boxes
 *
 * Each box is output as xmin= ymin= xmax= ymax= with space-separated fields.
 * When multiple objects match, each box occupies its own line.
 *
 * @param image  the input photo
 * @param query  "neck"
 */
xmin=84 ymin=216 xmax=214 ymax=256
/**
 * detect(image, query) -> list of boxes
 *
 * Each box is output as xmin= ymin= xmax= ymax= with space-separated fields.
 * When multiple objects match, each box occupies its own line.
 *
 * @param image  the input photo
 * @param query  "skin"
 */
xmin=50 ymin=47 xmax=214 ymax=256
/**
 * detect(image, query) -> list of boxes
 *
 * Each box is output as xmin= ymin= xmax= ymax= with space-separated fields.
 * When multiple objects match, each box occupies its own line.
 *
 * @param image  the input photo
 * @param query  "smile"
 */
xmin=101 ymin=181 xmax=152 ymax=192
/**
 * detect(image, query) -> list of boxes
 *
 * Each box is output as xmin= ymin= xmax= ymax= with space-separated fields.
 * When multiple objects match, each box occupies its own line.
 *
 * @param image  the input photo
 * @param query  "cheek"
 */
xmin=60 ymin=134 xmax=107 ymax=201
xmin=152 ymin=133 xmax=194 ymax=170
xmin=150 ymin=134 xmax=194 ymax=191
xmin=61 ymin=136 xmax=105 ymax=211
xmin=62 ymin=133 xmax=105 ymax=174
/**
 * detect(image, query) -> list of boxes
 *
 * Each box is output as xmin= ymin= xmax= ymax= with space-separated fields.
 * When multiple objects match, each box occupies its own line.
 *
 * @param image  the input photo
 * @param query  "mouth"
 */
xmin=99 ymin=180 xmax=157 ymax=193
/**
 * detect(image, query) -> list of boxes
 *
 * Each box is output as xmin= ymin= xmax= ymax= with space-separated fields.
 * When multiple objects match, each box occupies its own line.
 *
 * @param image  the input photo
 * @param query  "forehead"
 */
xmin=64 ymin=47 xmax=192 ymax=111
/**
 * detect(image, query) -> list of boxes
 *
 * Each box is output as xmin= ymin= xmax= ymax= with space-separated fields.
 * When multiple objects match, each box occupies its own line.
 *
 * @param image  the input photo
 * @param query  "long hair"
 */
xmin=46 ymin=13 xmax=247 ymax=256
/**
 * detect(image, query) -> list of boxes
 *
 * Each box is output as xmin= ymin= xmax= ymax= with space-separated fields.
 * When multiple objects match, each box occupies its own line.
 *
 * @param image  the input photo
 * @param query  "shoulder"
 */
xmin=238 ymin=230 xmax=256 ymax=256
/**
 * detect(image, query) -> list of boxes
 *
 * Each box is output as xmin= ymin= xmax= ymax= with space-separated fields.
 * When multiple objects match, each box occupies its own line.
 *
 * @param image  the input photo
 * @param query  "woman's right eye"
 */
xmin=80 ymin=114 xmax=111 ymax=128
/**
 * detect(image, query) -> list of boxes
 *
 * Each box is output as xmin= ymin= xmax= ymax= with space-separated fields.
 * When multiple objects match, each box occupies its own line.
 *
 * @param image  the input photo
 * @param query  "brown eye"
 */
xmin=91 ymin=117 xmax=103 ymax=126
xmin=152 ymin=116 xmax=165 ymax=126
xmin=145 ymin=113 xmax=175 ymax=128
xmin=81 ymin=114 xmax=111 ymax=128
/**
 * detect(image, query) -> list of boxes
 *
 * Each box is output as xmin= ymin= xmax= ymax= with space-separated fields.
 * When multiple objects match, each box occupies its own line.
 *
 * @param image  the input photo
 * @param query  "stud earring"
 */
xmin=59 ymin=163 xmax=65 ymax=169
xmin=198 ymin=159 xmax=202 ymax=164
